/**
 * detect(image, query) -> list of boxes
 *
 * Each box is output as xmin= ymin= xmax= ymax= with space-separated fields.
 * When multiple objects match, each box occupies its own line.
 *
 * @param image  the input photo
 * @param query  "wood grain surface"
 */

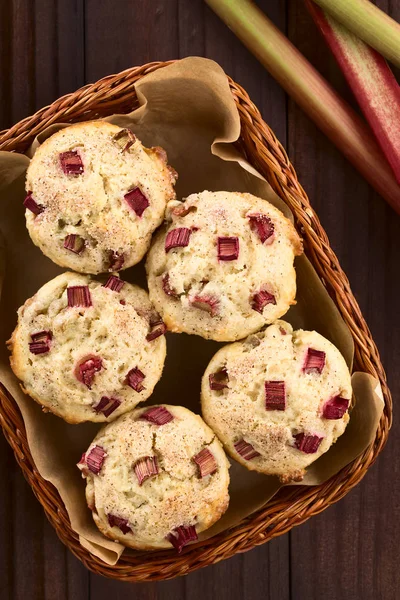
xmin=0 ymin=1 xmax=399 ymax=598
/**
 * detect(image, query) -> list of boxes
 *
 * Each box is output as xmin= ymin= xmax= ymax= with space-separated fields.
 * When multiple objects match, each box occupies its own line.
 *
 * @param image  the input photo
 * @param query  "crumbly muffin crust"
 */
xmin=201 ymin=321 xmax=352 ymax=482
xmin=146 ymin=191 xmax=302 ymax=341
xmin=78 ymin=405 xmax=230 ymax=550
xmin=25 ymin=121 xmax=177 ymax=274
xmin=9 ymin=272 xmax=166 ymax=423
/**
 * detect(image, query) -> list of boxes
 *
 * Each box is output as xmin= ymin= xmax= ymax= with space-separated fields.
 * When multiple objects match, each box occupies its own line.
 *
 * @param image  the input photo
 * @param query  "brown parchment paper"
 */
xmin=0 ymin=58 xmax=384 ymax=564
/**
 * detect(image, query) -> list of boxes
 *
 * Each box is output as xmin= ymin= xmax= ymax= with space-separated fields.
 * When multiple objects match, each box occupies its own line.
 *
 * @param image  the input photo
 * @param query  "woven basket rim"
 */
xmin=0 ymin=59 xmax=392 ymax=582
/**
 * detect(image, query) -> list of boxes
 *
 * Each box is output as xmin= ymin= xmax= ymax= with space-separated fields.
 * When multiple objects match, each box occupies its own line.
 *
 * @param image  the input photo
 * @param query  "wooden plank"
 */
xmin=202 ymin=4 xmax=290 ymax=595
xmin=35 ymin=0 xmax=85 ymax=103
xmin=201 ymin=2 xmax=291 ymax=594
xmin=178 ymin=0 xmax=205 ymax=58
xmin=288 ymin=1 xmax=400 ymax=599
xmin=1 ymin=0 xmax=36 ymax=128
xmin=184 ymin=553 xmax=245 ymax=600
xmin=83 ymin=0 xmax=290 ymax=596
xmin=0 ymin=0 xmax=84 ymax=129
xmin=242 ymin=537 xmax=290 ymax=600
xmin=0 ymin=444 xmax=14 ymax=599
xmin=85 ymin=0 xmax=179 ymax=82
xmin=204 ymin=0 xmax=287 ymax=142
xmin=90 ymin=574 xmax=185 ymax=599
xmin=0 ymin=1 xmax=87 ymax=599
xmin=0 ymin=0 xmax=14 ymax=128
xmin=43 ymin=520 xmax=88 ymax=600
xmin=85 ymin=2 xmax=184 ymax=597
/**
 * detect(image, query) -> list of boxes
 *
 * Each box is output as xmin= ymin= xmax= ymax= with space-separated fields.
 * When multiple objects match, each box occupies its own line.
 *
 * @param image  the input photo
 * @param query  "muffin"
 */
xmin=8 ymin=272 xmax=166 ymax=423
xmin=24 ymin=121 xmax=177 ymax=274
xmin=78 ymin=405 xmax=230 ymax=551
xmin=201 ymin=321 xmax=352 ymax=482
xmin=146 ymin=191 xmax=302 ymax=341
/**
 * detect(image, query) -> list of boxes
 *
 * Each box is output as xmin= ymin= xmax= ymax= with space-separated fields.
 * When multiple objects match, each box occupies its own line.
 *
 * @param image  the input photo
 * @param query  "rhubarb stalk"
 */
xmin=311 ymin=0 xmax=400 ymax=68
xmin=307 ymin=1 xmax=400 ymax=185
xmin=205 ymin=0 xmax=400 ymax=213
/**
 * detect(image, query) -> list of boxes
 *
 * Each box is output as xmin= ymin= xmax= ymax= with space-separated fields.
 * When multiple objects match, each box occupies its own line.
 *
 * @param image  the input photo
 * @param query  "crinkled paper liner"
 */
xmin=0 ymin=58 xmax=384 ymax=565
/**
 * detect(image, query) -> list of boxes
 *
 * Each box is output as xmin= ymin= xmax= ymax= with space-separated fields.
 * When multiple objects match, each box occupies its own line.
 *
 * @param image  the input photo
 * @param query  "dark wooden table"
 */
xmin=1 ymin=1 xmax=399 ymax=598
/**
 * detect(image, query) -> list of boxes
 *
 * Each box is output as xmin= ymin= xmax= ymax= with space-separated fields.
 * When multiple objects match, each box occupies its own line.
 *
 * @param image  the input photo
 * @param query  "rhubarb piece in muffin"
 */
xmin=8 ymin=272 xmax=166 ymax=423
xmin=201 ymin=321 xmax=352 ymax=482
xmin=146 ymin=191 xmax=302 ymax=342
xmin=24 ymin=121 xmax=177 ymax=274
xmin=78 ymin=405 xmax=230 ymax=551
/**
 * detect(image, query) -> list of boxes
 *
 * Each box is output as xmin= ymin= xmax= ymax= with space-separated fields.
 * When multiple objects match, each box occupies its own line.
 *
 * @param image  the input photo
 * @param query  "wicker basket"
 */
xmin=0 ymin=61 xmax=392 ymax=582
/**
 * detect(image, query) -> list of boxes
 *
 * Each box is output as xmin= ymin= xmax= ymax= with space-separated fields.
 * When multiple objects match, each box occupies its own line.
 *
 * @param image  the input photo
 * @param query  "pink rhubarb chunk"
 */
xmin=29 ymin=342 xmax=50 ymax=355
xmin=193 ymin=448 xmax=217 ymax=478
xmin=124 ymin=187 xmax=149 ymax=217
xmin=209 ymin=367 xmax=229 ymax=390
xmin=322 ymin=396 xmax=349 ymax=419
xmin=75 ymin=355 xmax=103 ymax=389
xmin=248 ymin=213 xmax=275 ymax=244
xmin=94 ymin=396 xmax=121 ymax=418
xmin=190 ymin=294 xmax=219 ymax=317
xmin=86 ymin=445 xmax=106 ymax=474
xmin=265 ymin=381 xmax=286 ymax=411
xmin=162 ymin=273 xmax=178 ymax=298
xmin=107 ymin=514 xmax=132 ymax=534
xmin=165 ymin=228 xmax=191 ymax=252
xmin=77 ymin=452 xmax=87 ymax=474
xmin=23 ymin=192 xmax=44 ymax=216
xmin=133 ymin=456 xmax=159 ymax=485
xmin=29 ymin=330 xmax=52 ymax=355
xmin=171 ymin=203 xmax=196 ymax=217
xmin=60 ymin=151 xmax=84 ymax=175
xmin=234 ymin=439 xmax=260 ymax=460
xmin=140 ymin=406 xmax=173 ymax=425
xmin=251 ymin=289 xmax=276 ymax=313
xmin=146 ymin=316 xmax=167 ymax=342
xmin=103 ymin=275 xmax=125 ymax=292
xmin=294 ymin=433 xmax=323 ymax=454
xmin=126 ymin=367 xmax=145 ymax=392
xmin=113 ymin=128 xmax=136 ymax=152
xmin=167 ymin=525 xmax=198 ymax=553
xmin=30 ymin=330 xmax=52 ymax=342
xmin=64 ymin=234 xmax=85 ymax=254
xmin=217 ymin=236 xmax=239 ymax=261
xmin=303 ymin=348 xmax=326 ymax=374
xmin=67 ymin=285 xmax=92 ymax=307
xmin=108 ymin=251 xmax=125 ymax=271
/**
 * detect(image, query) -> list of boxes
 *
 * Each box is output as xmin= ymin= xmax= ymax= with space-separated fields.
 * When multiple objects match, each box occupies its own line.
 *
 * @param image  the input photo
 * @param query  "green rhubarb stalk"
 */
xmin=205 ymin=0 xmax=400 ymax=213
xmin=307 ymin=1 xmax=400 ymax=185
xmin=312 ymin=0 xmax=400 ymax=68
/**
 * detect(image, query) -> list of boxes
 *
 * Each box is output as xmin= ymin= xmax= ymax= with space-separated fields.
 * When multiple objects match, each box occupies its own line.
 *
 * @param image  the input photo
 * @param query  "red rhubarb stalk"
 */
xmin=311 ymin=0 xmax=400 ymax=68
xmin=205 ymin=0 xmax=400 ymax=213
xmin=307 ymin=1 xmax=400 ymax=185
